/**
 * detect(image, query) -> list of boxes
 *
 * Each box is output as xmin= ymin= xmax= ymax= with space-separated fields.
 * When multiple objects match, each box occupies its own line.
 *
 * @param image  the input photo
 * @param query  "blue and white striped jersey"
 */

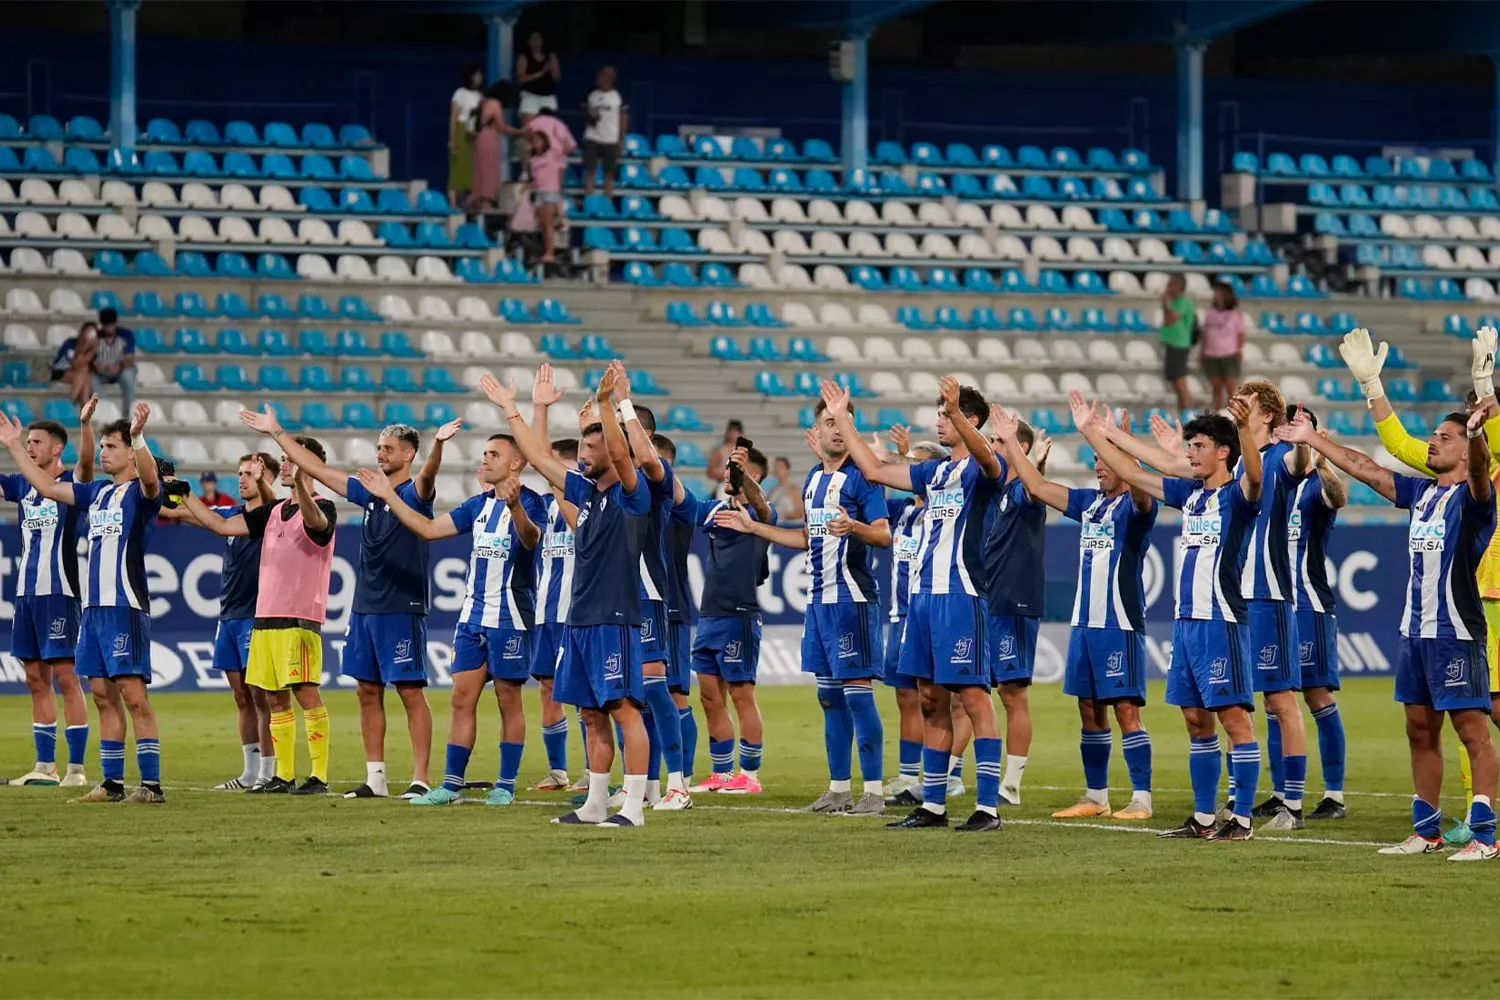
xmin=449 ymin=487 xmax=545 ymax=629
xmin=907 ymin=456 xmax=999 ymax=597
xmin=534 ymin=494 xmax=574 ymax=626
xmin=803 ymin=459 xmax=887 ymax=605
xmin=72 ymin=478 xmax=161 ymax=610
xmin=982 ymin=472 xmax=1047 ymax=616
xmin=1161 ymin=477 xmax=1258 ymax=623
xmin=1238 ymin=442 xmax=1301 ymax=602
xmin=1064 ymin=488 xmax=1158 ymax=631
xmin=886 ymin=496 xmax=924 ymax=622
xmin=1 ymin=470 xmax=79 ymax=599
xmin=1288 ymin=474 xmax=1338 ymax=615
xmin=638 ymin=460 xmax=676 ymax=604
xmin=1393 ymin=473 xmax=1495 ymax=640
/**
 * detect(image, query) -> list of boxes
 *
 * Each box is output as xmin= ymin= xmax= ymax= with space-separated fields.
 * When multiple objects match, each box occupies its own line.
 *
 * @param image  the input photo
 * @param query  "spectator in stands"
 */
xmin=525 ymin=108 xmax=577 ymax=266
xmin=707 ymin=420 xmax=745 ymax=489
xmin=90 ymin=308 xmax=136 ymax=413
xmin=448 ymin=64 xmax=484 ymax=208
xmin=1200 ymin=279 xmax=1247 ymax=412
xmin=1158 ymin=273 xmax=1196 ymax=413
xmin=51 ymin=320 xmax=97 ymax=407
xmin=469 ymin=82 xmax=523 ymax=216
xmin=582 ymin=66 xmax=628 ymax=198
xmin=517 ymin=31 xmax=560 ymax=122
xmin=198 ymin=472 xmax=236 ymax=507
xmin=766 ymin=456 xmax=805 ymax=522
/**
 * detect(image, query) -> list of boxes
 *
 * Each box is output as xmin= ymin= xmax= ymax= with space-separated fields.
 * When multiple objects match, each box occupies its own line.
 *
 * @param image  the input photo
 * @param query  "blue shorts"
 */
xmin=637 ymin=600 xmax=670 ymax=664
xmin=453 ymin=621 xmax=532 ymax=683
xmin=1246 ymin=598 xmax=1301 ymax=694
xmin=988 ymin=613 xmax=1039 ymax=686
xmin=213 ymin=618 xmax=254 ymax=674
xmin=75 ymin=606 xmax=152 ymax=683
xmin=555 ymin=624 xmax=644 ymax=710
xmin=1166 ymin=618 xmax=1254 ymax=711
xmin=1394 ymin=635 xmax=1492 ymax=713
xmin=529 ymin=621 xmax=566 ymax=680
xmin=801 ymin=601 xmax=883 ymax=681
xmin=10 ymin=594 xmax=79 ymax=661
xmin=1296 ymin=609 xmax=1340 ymax=691
xmin=1063 ymin=627 xmax=1147 ymax=704
xmin=898 ymin=592 xmax=990 ymax=689
xmin=341 ymin=612 xmax=428 ymax=687
xmin=883 ymin=619 xmax=916 ymax=690
xmin=666 ymin=620 xmax=693 ymax=694
xmin=692 ymin=615 xmax=761 ymax=684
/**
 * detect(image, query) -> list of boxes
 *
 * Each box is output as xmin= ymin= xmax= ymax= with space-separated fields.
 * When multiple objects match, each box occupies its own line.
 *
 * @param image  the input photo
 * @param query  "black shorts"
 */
xmin=1163 ymin=345 xmax=1191 ymax=381
xmin=582 ymin=140 xmax=621 ymax=178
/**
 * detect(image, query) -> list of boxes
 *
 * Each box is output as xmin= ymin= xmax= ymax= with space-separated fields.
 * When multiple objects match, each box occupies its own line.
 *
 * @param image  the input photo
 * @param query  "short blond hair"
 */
xmin=1236 ymin=379 xmax=1287 ymax=428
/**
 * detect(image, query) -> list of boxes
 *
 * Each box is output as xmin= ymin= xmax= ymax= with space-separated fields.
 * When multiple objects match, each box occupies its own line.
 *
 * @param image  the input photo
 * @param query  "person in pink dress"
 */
xmin=1200 ymin=280 xmax=1248 ymax=412
xmin=525 ymin=108 xmax=577 ymax=265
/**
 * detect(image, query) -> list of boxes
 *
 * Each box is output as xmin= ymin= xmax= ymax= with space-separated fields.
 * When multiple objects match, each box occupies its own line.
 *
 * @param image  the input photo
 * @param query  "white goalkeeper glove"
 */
xmin=1338 ymin=327 xmax=1388 ymax=402
xmin=1473 ymin=326 xmax=1497 ymax=402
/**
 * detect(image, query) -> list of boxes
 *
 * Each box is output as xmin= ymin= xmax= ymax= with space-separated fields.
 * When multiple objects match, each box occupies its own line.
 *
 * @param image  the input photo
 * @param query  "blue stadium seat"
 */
xmin=791 ymin=372 xmax=821 ymax=396
xmin=748 ymin=337 xmax=782 ymax=363
xmin=1022 ymin=175 xmax=1055 ymax=199
xmin=744 ymin=303 xmax=785 ymax=327
xmin=257 ymin=329 xmax=295 ymax=357
xmin=263 ymin=122 xmax=299 ymax=147
xmin=23 ymin=146 xmax=63 ymax=172
xmin=378 ymin=221 xmax=415 ymax=248
xmin=373 ymin=187 xmax=413 ymax=214
xmin=133 ymin=327 xmax=168 ymax=352
xmin=754 ymin=371 xmax=792 ymax=397
xmin=257 ymin=254 xmax=296 ymax=281
xmin=928 ymin=268 xmax=961 ymax=294
xmin=674 ymin=441 xmax=707 ymax=467
xmin=701 ymin=262 xmax=740 ymax=287
xmin=878 ymin=171 xmax=911 ymax=196
xmin=173 ymin=364 xmax=213 ymax=391
xmin=654 ymin=135 xmax=687 ymax=158
xmin=215 ymin=364 xmax=255 ymax=392
xmin=539 ymin=333 xmax=580 ymax=360
xmin=173 ymin=292 xmax=210 ymax=319
xmin=874 ymin=141 xmax=907 ymax=166
xmin=216 ymin=151 xmax=254 ymax=178
xmin=764 ymin=138 xmax=800 ymax=162
xmin=850 ymin=265 xmax=887 ymax=292
xmin=1006 ymin=307 xmax=1039 ymax=332
xmin=224 ymin=120 xmax=260 ymax=145
xmin=381 ymin=332 xmax=421 ymax=359
xmin=297 ymin=294 xmax=334 ymax=320
xmin=910 ymin=142 xmax=943 ymax=166
xmin=622 ymin=261 xmax=660 ymax=286
xmin=933 ymin=305 xmax=969 ymax=330
xmin=102 ymin=147 xmax=138 ymax=173
xmin=1050 ymin=146 xmax=1082 ymax=169
xmin=804 ymin=169 xmax=838 ymax=194
xmin=890 ymin=267 xmax=925 ymax=293
xmin=833 ymin=371 xmax=874 ymax=399
xmin=660 ymin=228 xmax=700 ymax=254
xmin=91 ymin=290 xmax=122 ymax=313
xmin=1086 ymin=147 xmax=1119 ymax=171
xmin=664 ymin=404 xmax=713 ymax=433
xmin=1001 ymin=270 xmax=1034 ymax=294
xmin=495 ymin=258 xmax=536 ymax=284
xmin=896 ymin=306 xmax=934 ymax=331
xmin=415 ymin=221 xmax=453 ymax=249
xmin=175 ymin=251 xmax=213 ymax=279
xmin=1043 ymin=306 xmax=1074 ymax=332
xmin=64 ymin=147 xmax=100 ymax=173
xmin=454 ymin=258 xmax=493 ymax=283
xmin=1017 ymin=145 xmax=1048 ymax=169
xmin=423 ymin=402 xmax=459 ymax=429
xmin=423 ymin=368 xmax=460 ymax=394
xmin=27 ymin=114 xmax=62 ymax=140
xmin=301 ymin=122 xmax=338 ymax=149
xmin=970 ymin=306 xmax=1004 ymax=331
xmin=339 ymin=125 xmax=372 ymax=147
xmin=299 ymin=365 xmax=334 ymax=392
xmin=142 ymin=149 xmax=179 ymax=176
xmin=1249 ymin=274 xmax=1282 ymax=298
xmin=963 ymin=268 xmax=999 ymax=294
xmin=788 ymin=337 xmax=829 ymax=363
xmin=128 ymin=291 xmax=169 ymax=318
xmin=628 ymin=370 xmax=667 ymax=396
xmin=1 ymin=371 xmax=38 ymax=395
xmin=333 ymin=329 xmax=375 ymax=356
xmin=259 ymin=366 xmax=295 ymax=393
xmin=580 ymin=194 xmax=616 ymax=220
xmin=340 ymin=155 xmax=375 ymax=180
xmin=499 ymin=298 xmax=536 ymax=324
xmin=802 ymin=138 xmax=836 ymax=162
xmin=134 ymin=252 xmax=172 ymax=278
xmin=340 ymin=366 xmax=376 ymax=393
xmin=618 ymin=196 xmax=658 ymax=220
xmin=949 ymin=173 xmax=985 ymax=199
xmin=657 ymin=165 xmax=691 ymax=189
xmin=661 ymin=262 xmax=698 ymax=288
xmin=96 ymin=250 xmax=131 ymax=276
xmin=301 ymin=401 xmax=337 ymax=429
xmin=1073 ymin=270 xmax=1108 ymax=295
xmin=981 ymin=144 xmax=1015 ymax=168
xmin=710 ymin=335 xmax=747 ymax=361
xmin=705 ymin=302 xmax=744 ymax=327
xmin=537 ymin=298 xmax=581 ymax=324
xmin=666 ymin=301 xmax=705 ymax=327
xmin=417 ymin=189 xmax=451 ymax=216
xmin=61 ymin=114 xmax=103 ymax=141
xmin=342 ymin=401 xmax=380 ymax=429
xmin=579 ymin=334 xmax=615 ymax=360
xmin=255 ymin=293 xmax=293 ymax=320
xmin=0 ymin=113 xmax=19 ymax=140
xmin=259 ymin=152 xmax=301 ymax=179
xmin=182 ymin=119 xmax=220 ymax=144
xmin=945 ymin=142 xmax=978 ymax=166
xmin=1305 ymin=343 xmax=1339 ymax=368
xmin=621 ymin=227 xmax=659 ymax=252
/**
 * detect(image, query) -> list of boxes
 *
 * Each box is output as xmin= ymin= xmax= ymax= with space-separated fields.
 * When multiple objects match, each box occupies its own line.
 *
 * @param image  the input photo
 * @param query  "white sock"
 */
xmin=863 ymin=780 xmax=882 ymax=796
xmin=742 ymin=768 xmax=758 ymax=782
xmin=1193 ymin=810 xmax=1216 ymax=827
xmin=1001 ymin=754 xmax=1029 ymax=795
xmin=1325 ymin=789 xmax=1345 ymax=804
xmin=1085 ymin=787 xmax=1109 ymax=806
xmin=240 ymin=743 xmax=260 ymax=783
xmin=65 ymin=761 xmax=84 ymax=774
xmin=947 ymin=754 xmax=962 ymax=776
xmin=646 ymin=778 xmax=662 ymax=805
xmin=922 ymin=800 xmax=947 ymax=816
xmin=365 ymin=762 xmax=388 ymax=796
xmin=258 ymin=756 xmax=276 ymax=781
xmin=578 ymin=771 xmax=611 ymax=821
xmin=829 ymin=778 xmax=851 ymax=794
xmin=1131 ymin=790 xmax=1153 ymax=809
xmin=666 ymin=770 xmax=684 ymax=794
xmin=621 ymin=773 xmax=647 ymax=824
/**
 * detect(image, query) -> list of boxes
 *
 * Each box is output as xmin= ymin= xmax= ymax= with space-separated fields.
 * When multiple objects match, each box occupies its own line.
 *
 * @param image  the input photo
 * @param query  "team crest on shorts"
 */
xmin=1299 ymin=639 xmax=1315 ymax=665
xmin=997 ymin=634 xmax=1015 ymax=659
xmin=1445 ymin=658 xmax=1466 ymax=687
xmin=111 ymin=633 xmax=128 ymax=657
xmin=504 ymin=635 xmax=522 ymax=657
xmin=1258 ymin=644 xmax=1276 ymax=669
xmin=952 ymin=636 xmax=973 ymax=663
xmin=838 ymin=632 xmax=855 ymax=657
xmin=394 ymin=639 xmax=412 ymax=663
xmin=48 ymin=617 xmax=67 ymax=640
xmin=640 ymin=617 xmax=654 ymax=641
xmin=1209 ymin=656 xmax=1229 ymax=683
xmin=604 ymin=652 xmax=622 ymax=680
xmin=1105 ymin=651 xmax=1124 ymax=677
xmin=725 ymin=640 xmax=742 ymax=662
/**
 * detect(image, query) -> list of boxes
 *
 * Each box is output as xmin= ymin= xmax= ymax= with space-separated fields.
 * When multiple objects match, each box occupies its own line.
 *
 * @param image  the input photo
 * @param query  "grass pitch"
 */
xmin=0 ymin=678 xmax=1490 ymax=999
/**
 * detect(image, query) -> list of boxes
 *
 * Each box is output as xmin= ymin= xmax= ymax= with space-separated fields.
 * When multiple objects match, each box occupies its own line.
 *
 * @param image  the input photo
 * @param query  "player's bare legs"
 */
xmin=691 ymin=673 xmax=736 ymax=791
xmin=19 ymin=659 xmax=86 ymax=784
xmin=355 ymin=680 xmax=388 ymax=792
xmin=722 ymin=681 xmax=763 ymax=792
xmin=996 ymin=681 xmax=1031 ymax=805
xmin=78 ymin=678 xmax=127 ymax=801
xmin=947 ymin=691 xmax=972 ymax=796
xmin=395 ymin=681 xmax=432 ymax=790
xmin=115 ymin=676 xmax=162 ymax=804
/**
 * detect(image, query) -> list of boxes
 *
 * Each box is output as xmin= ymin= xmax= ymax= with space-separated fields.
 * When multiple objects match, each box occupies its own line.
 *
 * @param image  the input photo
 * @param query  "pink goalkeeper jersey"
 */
xmin=256 ymin=501 xmax=335 ymax=625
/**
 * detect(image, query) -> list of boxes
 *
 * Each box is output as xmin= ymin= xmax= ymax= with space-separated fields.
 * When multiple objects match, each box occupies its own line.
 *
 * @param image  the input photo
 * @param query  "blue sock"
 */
xmin=497 ymin=741 xmax=524 ymax=794
xmin=921 ymin=746 xmax=949 ymax=809
xmin=1230 ymin=742 xmax=1260 ymax=821
xmin=898 ymin=739 xmax=921 ymax=780
xmin=816 ymin=680 xmax=853 ymax=783
xmin=738 ymin=739 xmax=763 ymax=773
xmin=709 ymin=738 xmax=734 ymax=776
xmin=843 ymin=683 xmax=883 ymax=785
xmin=1080 ymin=728 xmax=1111 ymax=791
xmin=642 ymin=707 xmax=661 ymax=782
xmin=33 ymin=723 xmax=57 ymax=766
xmin=100 ymin=739 xmax=125 ymax=783
xmin=136 ymin=738 xmax=161 ymax=785
xmin=643 ymin=678 xmax=682 ymax=777
xmin=1266 ymin=714 xmax=1284 ymax=797
xmin=1188 ymin=737 xmax=1221 ymax=818
xmin=541 ymin=720 xmax=568 ymax=773
xmin=679 ymin=706 xmax=698 ymax=780
xmin=1121 ymin=729 xmax=1152 ymax=793
xmin=973 ymin=736 xmax=1002 ymax=810
xmin=1282 ymin=754 xmax=1308 ymax=809
xmin=441 ymin=743 xmax=472 ymax=791
xmin=1413 ymin=796 xmax=1442 ymax=839
xmin=65 ymin=724 xmax=88 ymax=767
xmin=1468 ymin=798 xmax=1497 ymax=847
xmin=950 ymin=757 xmax=964 ymax=779
xmin=1311 ymin=703 xmax=1345 ymax=792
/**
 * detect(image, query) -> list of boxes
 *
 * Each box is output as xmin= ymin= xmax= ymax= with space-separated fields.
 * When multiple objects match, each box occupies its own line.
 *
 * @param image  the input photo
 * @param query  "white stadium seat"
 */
xmin=957 ymin=233 xmax=994 ymax=259
xmin=862 ymin=336 xmax=898 ymax=362
xmin=1025 ymin=204 xmax=1061 ymax=229
xmin=773 ymin=230 xmax=811 ymax=255
xmin=416 ymin=256 xmax=457 ymax=282
xmin=1031 ymin=235 xmax=1066 ymax=261
xmin=1020 ymin=373 xmax=1058 ymax=400
xmin=734 ymin=229 xmax=772 ymax=255
xmin=881 ymin=201 xmax=917 ymax=227
xmin=769 ymin=197 xmax=808 ymax=224
xmin=697 ymin=196 xmax=731 ymax=223
xmin=180 ymin=182 xmax=219 ymax=209
xmin=732 ymin=197 xmax=769 ymax=223
xmin=218 ymin=215 xmax=259 ymax=243
xmin=813 ymin=264 xmax=850 ymax=289
xmin=418 ymin=295 xmax=455 ymax=320
xmin=907 ymin=372 xmax=941 ymax=398
xmin=782 ymin=301 xmax=818 ymax=327
xmin=1423 ymin=245 xmax=1457 ymax=269
xmin=1108 ymin=271 xmax=1143 ymax=294
xmin=1013 ymin=338 xmax=1047 ymax=364
xmin=15 ymin=212 xmax=53 ymax=239
xmin=856 ymin=303 xmax=895 ymax=328
xmin=1465 ymin=278 xmax=1496 ymax=301
xmin=1379 ymin=214 xmax=1412 ymax=238
xmin=916 ymin=202 xmax=951 ymax=227
xmin=53 ymin=248 xmax=92 ymax=275
xmin=952 ymin=202 xmax=987 ymax=227
xmin=995 ymin=234 xmax=1028 ymax=260
xmin=975 ymin=338 xmax=1012 ymax=364
xmin=19 ymin=179 xmax=57 ymax=204
xmin=96 ymin=214 xmax=136 ymax=241
xmin=1480 ymin=216 xmax=1500 ymax=240
xmin=377 ymin=255 xmax=415 ymax=281
xmin=435 ymin=474 xmax=468 ymax=507
xmin=919 ymin=234 xmax=960 ymax=258
xmin=259 ymin=217 xmax=298 ymax=245
xmin=220 ymin=184 xmax=257 ymax=211
xmin=1123 ymin=341 xmax=1158 ymax=367
xmin=297 ymin=253 xmax=334 ymax=280
xmin=658 ymin=194 xmax=695 ymax=221
xmin=938 ymin=337 xmax=973 ymax=363
xmin=298 ymin=218 xmax=338 ymax=244
xmin=983 ymin=371 xmax=1019 ymax=400
xmin=1141 ymin=271 xmax=1170 ymax=294
xmin=419 ymin=330 xmax=459 ymax=358
xmin=172 ymin=438 xmax=212 ymax=466
xmin=1411 ymin=214 xmax=1443 ymax=238
xmin=259 ymin=184 xmax=297 ymax=212
xmin=808 ymin=199 xmax=843 ymax=225
xmin=1137 ymin=238 xmax=1173 ymax=263
xmin=378 ymin=294 xmax=414 ymax=322
xmin=774 ymin=263 xmax=812 ymax=289
xmin=810 ymin=231 xmax=849 ymax=256
xmin=825 ymin=336 xmax=860 ymax=362
xmin=135 ymin=362 xmax=166 ymax=387
xmin=9 ymin=247 xmax=47 ymax=274
xmin=48 ymin=288 xmax=87 ymax=316
xmin=457 ymin=296 xmax=494 ymax=322
xmin=990 ymin=203 xmax=1025 ymax=229
xmin=1455 ymin=245 xmax=1487 ymax=269
xmin=213 ymin=400 xmax=246 ymax=429
xmin=57 ymin=180 xmax=98 ymax=206
xmin=1096 ymin=372 xmax=1135 ymax=400
xmin=1104 ymin=236 xmax=1140 ymax=261
xmin=868 ymin=371 xmax=907 ymax=397
xmin=141 ymin=181 xmax=179 ymax=208
xmin=1065 ymin=237 xmax=1101 ymax=261
xmin=1058 ymin=372 xmax=1093 ymax=397
xmin=848 ymin=231 xmax=883 ymax=256
xmin=818 ymin=303 xmax=855 ymax=327
xmin=1087 ymin=340 xmax=1122 ymax=366
xmin=345 ymin=438 xmax=378 ymax=467
xmin=3 ymin=323 xmax=40 ymax=350
xmin=101 ymin=180 xmax=137 ymax=207
xmin=884 ymin=232 xmax=921 ymax=258
xmin=480 ymin=331 xmax=517 ymax=356
xmin=170 ymin=400 xmax=210 ymax=426
xmin=3 ymin=287 xmax=43 ymax=314
xmin=1446 ymin=215 xmax=1478 ymax=240
xmin=737 ymin=263 xmax=775 ymax=288
xmin=697 ymin=227 xmax=734 ymax=254
xmin=1049 ymin=339 xmax=1085 ymax=366
xmin=177 ymin=215 xmax=216 ymax=242
xmin=1265 ymin=342 xmax=1299 ymax=368
xmin=1062 ymin=205 xmax=1102 ymax=231
xmin=843 ymin=200 xmax=878 ymax=226
xmin=900 ymin=338 xmax=936 ymax=362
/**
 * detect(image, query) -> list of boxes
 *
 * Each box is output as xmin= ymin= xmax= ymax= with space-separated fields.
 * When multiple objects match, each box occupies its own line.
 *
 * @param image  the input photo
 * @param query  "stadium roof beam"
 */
xmin=107 ymin=0 xmax=141 ymax=153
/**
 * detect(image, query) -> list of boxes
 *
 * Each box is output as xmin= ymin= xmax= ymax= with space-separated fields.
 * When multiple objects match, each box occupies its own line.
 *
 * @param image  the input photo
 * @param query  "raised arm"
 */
xmin=939 ymin=376 xmax=1001 ymax=479
xmin=1467 ymin=406 xmax=1494 ymax=504
xmin=531 ymin=361 xmax=567 ymax=448
xmin=1315 ymin=438 xmax=1348 ymax=511
xmin=612 ymin=361 xmax=664 ymax=481
xmin=711 ymin=503 xmax=808 ymax=548
xmin=481 ymin=373 xmax=570 ymax=491
xmin=289 ymin=470 xmax=329 ymax=534
xmin=176 ymin=490 xmax=250 ymax=536
xmin=1076 ymin=403 xmax=1167 ymax=503
xmin=596 ymin=366 xmax=637 ymax=492
xmin=0 ymin=416 xmax=78 ymax=504
xmin=1228 ymin=395 xmax=1262 ymax=503
xmin=991 ymin=405 xmax=1069 ymax=514
xmin=1102 ymin=409 xmax=1192 ymax=478
xmin=553 ymin=488 xmax=579 ymax=530
xmin=728 ymin=447 xmax=772 ymax=523
xmin=819 ymin=381 xmax=911 ymax=490
xmin=1277 ymin=410 xmax=1395 ymax=502
xmin=507 ymin=484 xmax=542 ymax=551
xmin=240 ymin=405 xmax=348 ymax=497
xmin=128 ymin=403 xmax=159 ymax=500
xmin=75 ymin=393 xmax=97 ymax=482
xmin=356 ymin=467 xmax=458 ymax=540
xmin=414 ymin=418 xmax=463 ymax=503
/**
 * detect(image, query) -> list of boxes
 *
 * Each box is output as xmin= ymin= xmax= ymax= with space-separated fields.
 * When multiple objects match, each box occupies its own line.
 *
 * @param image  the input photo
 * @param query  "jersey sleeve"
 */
xmin=619 ymin=473 xmax=651 ymax=515
xmin=345 ymin=476 xmax=372 ymax=508
xmin=241 ymin=502 xmax=274 ymax=538
xmin=70 ymin=479 xmax=103 ymax=509
xmin=1226 ymin=479 xmax=1258 ymax=520
xmin=133 ymin=480 xmax=163 ymax=515
xmin=1159 ymin=477 xmax=1196 ymax=510
xmin=399 ymin=480 xmax=434 ymax=517
xmin=520 ymin=489 xmax=548 ymax=537
xmin=655 ymin=459 xmax=677 ymax=500
xmin=1391 ymin=473 xmax=1424 ymax=510
xmin=447 ymin=493 xmax=486 ymax=535
xmin=1376 ymin=414 xmax=1436 ymax=476
xmin=670 ymin=484 xmax=699 ymax=524
xmin=908 ymin=459 xmax=939 ymax=497
xmin=563 ymin=468 xmax=592 ymax=508
xmin=1465 ymin=481 xmax=1498 ymax=529
xmin=1063 ymin=488 xmax=1095 ymax=522
xmin=854 ymin=473 xmax=887 ymax=523
xmin=0 ymin=473 xmax=25 ymax=503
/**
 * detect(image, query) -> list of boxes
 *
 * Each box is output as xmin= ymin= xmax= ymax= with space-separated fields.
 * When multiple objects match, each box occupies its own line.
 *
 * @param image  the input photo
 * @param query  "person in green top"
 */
xmin=1159 ymin=273 xmax=1197 ymax=413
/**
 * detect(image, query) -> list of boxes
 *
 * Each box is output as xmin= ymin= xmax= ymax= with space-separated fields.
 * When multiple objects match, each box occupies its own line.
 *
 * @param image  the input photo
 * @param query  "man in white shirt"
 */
xmin=583 ymin=66 xmax=628 ymax=198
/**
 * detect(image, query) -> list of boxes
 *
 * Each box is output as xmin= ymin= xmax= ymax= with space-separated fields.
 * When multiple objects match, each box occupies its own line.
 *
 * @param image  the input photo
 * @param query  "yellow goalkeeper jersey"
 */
xmin=1376 ymin=411 xmax=1500 ymax=600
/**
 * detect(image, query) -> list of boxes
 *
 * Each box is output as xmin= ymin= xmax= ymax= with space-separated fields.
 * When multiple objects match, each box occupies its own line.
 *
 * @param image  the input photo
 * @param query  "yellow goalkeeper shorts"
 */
xmin=247 ymin=626 xmax=323 ymax=691
xmin=1486 ymin=600 xmax=1500 ymax=696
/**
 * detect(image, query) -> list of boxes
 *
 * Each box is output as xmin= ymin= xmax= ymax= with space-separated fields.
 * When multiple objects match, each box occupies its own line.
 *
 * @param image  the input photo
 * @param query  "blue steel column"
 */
xmin=840 ymin=32 xmax=870 ymax=178
xmin=487 ymin=14 xmax=517 ymax=181
xmin=109 ymin=0 xmax=141 ymax=152
xmin=1175 ymin=41 xmax=1206 ymax=202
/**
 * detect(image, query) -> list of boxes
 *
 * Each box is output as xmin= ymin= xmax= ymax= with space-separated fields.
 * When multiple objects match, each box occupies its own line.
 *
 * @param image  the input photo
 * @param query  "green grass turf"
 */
xmin=0 ymin=678 xmax=1491 ymax=999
